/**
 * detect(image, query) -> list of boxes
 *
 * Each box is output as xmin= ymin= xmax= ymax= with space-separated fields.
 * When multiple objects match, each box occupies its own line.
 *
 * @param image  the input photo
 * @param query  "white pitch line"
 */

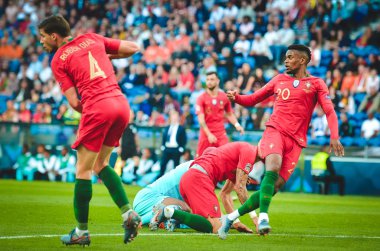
xmin=0 ymin=233 xmax=379 ymax=240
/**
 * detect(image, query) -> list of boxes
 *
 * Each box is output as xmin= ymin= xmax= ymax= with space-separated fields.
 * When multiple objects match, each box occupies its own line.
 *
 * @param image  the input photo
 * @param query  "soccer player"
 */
xmin=38 ymin=15 xmax=141 ymax=246
xmin=218 ymin=44 xmax=345 ymax=239
xmin=133 ymin=161 xmax=193 ymax=227
xmin=195 ymin=72 xmax=244 ymax=157
xmin=152 ymin=142 xmax=261 ymax=234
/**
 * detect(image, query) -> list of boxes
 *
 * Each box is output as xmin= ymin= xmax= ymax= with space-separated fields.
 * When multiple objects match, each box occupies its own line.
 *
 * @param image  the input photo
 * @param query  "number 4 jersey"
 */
xmin=51 ymin=33 xmax=124 ymax=107
xmin=235 ymin=73 xmax=339 ymax=147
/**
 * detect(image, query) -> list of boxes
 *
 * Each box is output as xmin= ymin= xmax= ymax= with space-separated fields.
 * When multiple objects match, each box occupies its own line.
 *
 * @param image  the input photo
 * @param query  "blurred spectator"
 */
xmin=250 ymin=32 xmax=272 ymax=68
xmin=158 ymin=110 xmax=187 ymax=179
xmin=339 ymin=113 xmax=355 ymax=138
xmin=361 ymin=111 xmax=380 ymax=140
xmin=180 ymin=103 xmax=194 ymax=129
xmin=14 ymin=144 xmax=32 ymax=181
xmin=239 ymin=108 xmax=254 ymax=130
xmin=311 ymin=107 xmax=329 ymax=139
xmin=236 ymin=63 xmax=254 ymax=94
xmin=1 ymin=100 xmax=18 ymax=122
xmin=311 ymin=145 xmax=345 ymax=196
xmin=358 ymin=85 xmax=380 ymax=114
xmin=309 ymin=40 xmax=321 ymax=67
xmin=365 ymin=69 xmax=379 ymax=95
xmin=55 ymin=146 xmax=76 ymax=183
xmin=42 ymin=148 xmax=58 ymax=181
xmin=163 ymin=93 xmax=181 ymax=115
xmin=239 ymin=15 xmax=254 ymax=36
xmin=340 ymin=71 xmax=356 ymax=93
xmin=18 ymin=101 xmax=31 ymax=123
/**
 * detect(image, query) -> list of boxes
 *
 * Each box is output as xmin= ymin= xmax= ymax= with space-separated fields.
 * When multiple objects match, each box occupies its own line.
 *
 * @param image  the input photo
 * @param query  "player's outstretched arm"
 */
xmin=220 ymin=180 xmax=253 ymax=233
xmin=108 ymin=40 xmax=140 ymax=59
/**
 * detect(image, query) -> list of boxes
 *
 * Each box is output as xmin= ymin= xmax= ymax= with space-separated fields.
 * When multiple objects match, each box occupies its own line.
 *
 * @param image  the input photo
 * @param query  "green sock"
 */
xmin=238 ymin=191 xmax=260 ymax=215
xmin=259 ymin=171 xmax=279 ymax=214
xmin=74 ymin=179 xmax=92 ymax=230
xmin=172 ymin=210 xmax=213 ymax=233
xmin=98 ymin=166 xmax=130 ymax=213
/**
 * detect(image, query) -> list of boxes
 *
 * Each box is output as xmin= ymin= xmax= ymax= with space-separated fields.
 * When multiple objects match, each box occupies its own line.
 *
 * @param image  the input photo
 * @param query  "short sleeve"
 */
xmin=51 ymin=59 xmax=75 ymax=93
xmin=224 ymin=94 xmax=233 ymax=113
xmin=237 ymin=144 xmax=256 ymax=174
xmin=195 ymin=95 xmax=205 ymax=115
xmin=97 ymin=34 xmax=121 ymax=54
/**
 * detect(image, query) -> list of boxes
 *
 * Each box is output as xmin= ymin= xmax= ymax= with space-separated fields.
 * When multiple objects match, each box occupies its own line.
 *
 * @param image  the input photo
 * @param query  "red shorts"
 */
xmin=72 ymin=96 xmax=130 ymax=152
xmin=196 ymin=131 xmax=229 ymax=157
xmin=258 ymin=126 xmax=303 ymax=182
xmin=179 ymin=168 xmax=221 ymax=218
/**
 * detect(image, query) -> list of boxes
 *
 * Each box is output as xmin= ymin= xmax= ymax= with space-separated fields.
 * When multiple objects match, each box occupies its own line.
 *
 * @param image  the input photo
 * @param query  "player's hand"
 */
xmin=251 ymin=216 xmax=259 ymax=234
xmin=232 ymin=222 xmax=253 ymax=233
xmin=330 ymin=139 xmax=344 ymax=157
xmin=207 ymin=133 xmax=217 ymax=144
xmin=226 ymin=90 xmax=238 ymax=102
xmin=236 ymin=125 xmax=245 ymax=135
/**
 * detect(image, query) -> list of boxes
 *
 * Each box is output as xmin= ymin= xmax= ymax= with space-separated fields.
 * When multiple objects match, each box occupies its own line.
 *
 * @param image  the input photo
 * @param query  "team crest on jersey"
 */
xmin=303 ymin=81 xmax=312 ymax=93
xmin=245 ymin=163 xmax=252 ymax=173
xmin=293 ymin=80 xmax=300 ymax=88
xmin=212 ymin=99 xmax=217 ymax=105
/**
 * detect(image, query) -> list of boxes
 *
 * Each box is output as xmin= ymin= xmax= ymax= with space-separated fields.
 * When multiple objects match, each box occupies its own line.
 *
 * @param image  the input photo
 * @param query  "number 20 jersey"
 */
xmin=51 ymin=33 xmax=124 ymax=107
xmin=235 ymin=73 xmax=339 ymax=147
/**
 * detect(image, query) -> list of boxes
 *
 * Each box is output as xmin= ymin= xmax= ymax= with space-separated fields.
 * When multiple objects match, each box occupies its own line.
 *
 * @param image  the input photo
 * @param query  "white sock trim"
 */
xmin=122 ymin=209 xmax=133 ymax=221
xmin=249 ymin=211 xmax=257 ymax=219
xmin=164 ymin=207 xmax=174 ymax=218
xmin=259 ymin=213 xmax=269 ymax=223
xmin=75 ymin=227 xmax=88 ymax=236
xmin=227 ymin=210 xmax=240 ymax=221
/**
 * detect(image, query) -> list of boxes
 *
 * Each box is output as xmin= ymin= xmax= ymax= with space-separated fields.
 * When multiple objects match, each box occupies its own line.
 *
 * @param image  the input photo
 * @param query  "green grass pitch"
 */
xmin=0 ymin=180 xmax=379 ymax=251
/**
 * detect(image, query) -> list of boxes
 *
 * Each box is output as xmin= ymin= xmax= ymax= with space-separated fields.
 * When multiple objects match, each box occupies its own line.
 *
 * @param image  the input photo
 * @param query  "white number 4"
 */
xmin=88 ymin=51 xmax=106 ymax=80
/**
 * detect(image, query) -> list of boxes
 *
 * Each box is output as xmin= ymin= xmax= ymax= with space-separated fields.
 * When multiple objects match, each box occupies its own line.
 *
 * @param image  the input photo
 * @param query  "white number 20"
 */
xmin=276 ymin=88 xmax=290 ymax=100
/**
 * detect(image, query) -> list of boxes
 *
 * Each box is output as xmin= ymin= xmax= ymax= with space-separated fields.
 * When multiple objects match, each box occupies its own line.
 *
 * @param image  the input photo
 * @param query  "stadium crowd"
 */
xmin=1 ymin=0 xmax=380 ymax=181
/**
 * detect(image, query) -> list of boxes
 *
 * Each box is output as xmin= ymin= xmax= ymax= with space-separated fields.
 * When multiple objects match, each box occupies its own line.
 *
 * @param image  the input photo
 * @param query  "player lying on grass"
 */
xmin=150 ymin=142 xmax=262 ymax=234
xmin=134 ymin=159 xmax=263 ymax=233
xmin=218 ymin=44 xmax=344 ymax=239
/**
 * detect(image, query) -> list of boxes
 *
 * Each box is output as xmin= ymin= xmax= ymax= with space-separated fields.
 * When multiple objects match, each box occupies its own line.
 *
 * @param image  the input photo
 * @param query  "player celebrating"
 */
xmin=195 ymin=72 xmax=244 ymax=157
xmin=38 ymin=15 xmax=141 ymax=246
xmin=152 ymin=142 xmax=261 ymax=234
xmin=218 ymin=44 xmax=344 ymax=238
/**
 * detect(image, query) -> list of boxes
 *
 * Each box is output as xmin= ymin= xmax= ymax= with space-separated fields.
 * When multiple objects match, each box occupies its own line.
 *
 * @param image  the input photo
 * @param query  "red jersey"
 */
xmin=235 ymin=74 xmax=339 ymax=147
xmin=196 ymin=90 xmax=233 ymax=133
xmin=51 ymin=33 xmax=124 ymax=107
xmin=191 ymin=142 xmax=257 ymax=185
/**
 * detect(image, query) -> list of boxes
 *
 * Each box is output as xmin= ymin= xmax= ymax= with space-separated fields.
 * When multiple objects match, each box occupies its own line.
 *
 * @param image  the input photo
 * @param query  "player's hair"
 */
xmin=206 ymin=71 xmax=219 ymax=79
xmin=288 ymin=44 xmax=311 ymax=64
xmin=38 ymin=15 xmax=71 ymax=37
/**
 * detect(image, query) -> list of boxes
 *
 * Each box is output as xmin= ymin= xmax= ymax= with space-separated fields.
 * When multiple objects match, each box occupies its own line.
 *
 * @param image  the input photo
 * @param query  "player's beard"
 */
xmin=207 ymin=83 xmax=217 ymax=91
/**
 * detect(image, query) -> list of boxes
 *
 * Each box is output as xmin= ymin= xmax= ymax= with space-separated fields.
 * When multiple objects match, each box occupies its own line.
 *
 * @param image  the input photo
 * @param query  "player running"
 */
xmin=38 ymin=15 xmax=141 ymax=246
xmin=218 ymin=44 xmax=344 ymax=239
xmin=151 ymin=142 xmax=261 ymax=234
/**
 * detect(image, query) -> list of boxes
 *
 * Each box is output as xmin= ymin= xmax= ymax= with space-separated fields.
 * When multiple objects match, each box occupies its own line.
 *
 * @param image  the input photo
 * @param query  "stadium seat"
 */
xmin=353 ymin=137 xmax=367 ymax=147
xmin=340 ymin=137 xmax=354 ymax=147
